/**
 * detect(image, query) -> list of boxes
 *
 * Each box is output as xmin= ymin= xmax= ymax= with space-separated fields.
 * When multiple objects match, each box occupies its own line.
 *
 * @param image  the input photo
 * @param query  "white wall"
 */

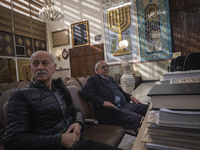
xmin=47 ymin=0 xmax=169 ymax=80
xmin=47 ymin=0 xmax=104 ymax=78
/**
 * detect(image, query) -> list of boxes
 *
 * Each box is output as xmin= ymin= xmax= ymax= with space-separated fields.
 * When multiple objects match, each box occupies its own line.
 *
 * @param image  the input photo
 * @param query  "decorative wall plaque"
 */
xmin=71 ymin=21 xmax=90 ymax=48
xmin=52 ymin=29 xmax=70 ymax=48
xmin=62 ymin=48 xmax=69 ymax=60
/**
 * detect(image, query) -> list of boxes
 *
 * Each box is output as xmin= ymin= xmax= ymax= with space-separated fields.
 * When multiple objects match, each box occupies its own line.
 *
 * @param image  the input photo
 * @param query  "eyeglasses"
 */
xmin=101 ymin=65 xmax=109 ymax=69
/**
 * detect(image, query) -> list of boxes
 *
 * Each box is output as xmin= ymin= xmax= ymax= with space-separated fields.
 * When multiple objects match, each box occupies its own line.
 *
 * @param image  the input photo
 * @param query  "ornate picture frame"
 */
xmin=71 ymin=20 xmax=90 ymax=48
xmin=52 ymin=29 xmax=70 ymax=48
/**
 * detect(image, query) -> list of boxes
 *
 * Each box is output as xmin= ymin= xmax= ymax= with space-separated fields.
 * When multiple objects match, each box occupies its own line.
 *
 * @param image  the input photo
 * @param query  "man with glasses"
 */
xmin=80 ymin=60 xmax=148 ymax=133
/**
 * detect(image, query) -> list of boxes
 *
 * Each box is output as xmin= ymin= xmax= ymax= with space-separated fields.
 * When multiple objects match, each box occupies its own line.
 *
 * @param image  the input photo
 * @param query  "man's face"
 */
xmin=29 ymin=51 xmax=56 ymax=83
xmin=96 ymin=61 xmax=109 ymax=77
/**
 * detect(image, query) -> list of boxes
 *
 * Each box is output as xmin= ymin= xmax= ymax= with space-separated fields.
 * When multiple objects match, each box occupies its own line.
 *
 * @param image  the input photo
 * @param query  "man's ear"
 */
xmin=53 ymin=63 xmax=57 ymax=72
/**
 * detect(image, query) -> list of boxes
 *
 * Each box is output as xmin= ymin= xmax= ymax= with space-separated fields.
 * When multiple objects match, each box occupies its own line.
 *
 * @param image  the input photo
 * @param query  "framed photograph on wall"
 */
xmin=71 ymin=20 xmax=90 ymax=48
xmin=52 ymin=29 xmax=70 ymax=48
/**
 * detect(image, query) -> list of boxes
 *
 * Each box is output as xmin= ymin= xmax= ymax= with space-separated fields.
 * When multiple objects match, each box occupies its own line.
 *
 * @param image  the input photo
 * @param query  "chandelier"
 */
xmin=39 ymin=0 xmax=64 ymax=22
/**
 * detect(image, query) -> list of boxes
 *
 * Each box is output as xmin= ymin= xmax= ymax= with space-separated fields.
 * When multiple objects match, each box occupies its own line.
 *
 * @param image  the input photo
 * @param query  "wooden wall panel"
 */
xmin=15 ymin=35 xmax=33 ymax=57
xmin=0 ymin=30 xmax=46 ymax=58
xmin=70 ymin=57 xmax=80 ymax=77
xmin=13 ymin=12 xmax=32 ymax=38
xmin=31 ymin=19 xmax=46 ymax=41
xmin=86 ymin=55 xmax=96 ymax=75
xmin=0 ymin=3 xmax=46 ymax=41
xmin=33 ymin=39 xmax=47 ymax=52
xmin=0 ymin=31 xmax=15 ymax=57
xmin=0 ymin=6 xmax=12 ymax=33
xmin=69 ymin=43 xmax=104 ymax=77
xmin=170 ymin=0 xmax=200 ymax=56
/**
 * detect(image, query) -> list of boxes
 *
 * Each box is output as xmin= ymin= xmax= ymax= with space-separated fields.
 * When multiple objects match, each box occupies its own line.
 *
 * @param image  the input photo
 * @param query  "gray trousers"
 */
xmin=102 ymin=103 xmax=149 ymax=130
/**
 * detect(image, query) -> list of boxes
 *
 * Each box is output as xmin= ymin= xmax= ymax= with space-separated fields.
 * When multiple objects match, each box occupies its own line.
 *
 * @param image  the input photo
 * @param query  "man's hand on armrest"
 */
xmin=103 ymin=101 xmax=120 ymax=111
xmin=130 ymin=96 xmax=143 ymax=104
xmin=85 ymin=119 xmax=100 ymax=126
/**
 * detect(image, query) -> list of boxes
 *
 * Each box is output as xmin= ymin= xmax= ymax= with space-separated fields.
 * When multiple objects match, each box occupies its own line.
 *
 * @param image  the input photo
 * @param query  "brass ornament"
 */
xmin=107 ymin=5 xmax=132 ymax=56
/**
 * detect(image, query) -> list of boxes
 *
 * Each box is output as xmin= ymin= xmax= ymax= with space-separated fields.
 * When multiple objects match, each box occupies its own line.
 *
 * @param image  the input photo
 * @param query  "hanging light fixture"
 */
xmin=39 ymin=0 xmax=64 ymax=22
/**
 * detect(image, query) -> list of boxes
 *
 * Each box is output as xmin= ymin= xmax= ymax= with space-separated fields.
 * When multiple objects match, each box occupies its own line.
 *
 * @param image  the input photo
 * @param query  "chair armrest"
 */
xmin=124 ymin=128 xmax=138 ymax=136
xmin=85 ymin=119 xmax=100 ymax=126
xmin=105 ymin=106 xmax=120 ymax=111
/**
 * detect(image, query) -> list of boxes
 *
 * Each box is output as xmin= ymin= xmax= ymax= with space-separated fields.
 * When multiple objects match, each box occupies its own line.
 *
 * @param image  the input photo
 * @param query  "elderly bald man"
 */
xmin=81 ymin=60 xmax=148 ymax=133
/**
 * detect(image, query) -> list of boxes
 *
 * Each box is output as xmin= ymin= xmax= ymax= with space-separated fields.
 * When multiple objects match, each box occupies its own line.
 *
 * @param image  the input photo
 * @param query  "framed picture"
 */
xmin=71 ymin=20 xmax=90 ymax=48
xmin=52 ymin=29 xmax=70 ymax=48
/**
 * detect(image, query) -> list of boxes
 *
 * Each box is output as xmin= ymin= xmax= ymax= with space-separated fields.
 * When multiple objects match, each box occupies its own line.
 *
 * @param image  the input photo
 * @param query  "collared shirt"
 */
xmin=98 ymin=74 xmax=127 ymax=107
xmin=98 ymin=73 xmax=108 ymax=80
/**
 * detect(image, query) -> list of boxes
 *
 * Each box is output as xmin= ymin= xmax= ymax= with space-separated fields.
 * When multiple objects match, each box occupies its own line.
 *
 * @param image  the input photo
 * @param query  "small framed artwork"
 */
xmin=71 ymin=20 xmax=90 ymax=48
xmin=52 ymin=29 xmax=70 ymax=48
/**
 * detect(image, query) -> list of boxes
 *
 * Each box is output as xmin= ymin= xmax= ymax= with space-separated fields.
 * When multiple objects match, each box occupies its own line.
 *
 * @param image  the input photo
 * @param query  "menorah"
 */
xmin=107 ymin=5 xmax=132 ymax=56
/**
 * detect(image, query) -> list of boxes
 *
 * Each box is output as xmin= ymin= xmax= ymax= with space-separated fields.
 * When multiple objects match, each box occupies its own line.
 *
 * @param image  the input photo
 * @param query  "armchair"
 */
xmin=67 ymin=86 xmax=125 ymax=147
xmin=1 ymin=86 xmax=125 ymax=148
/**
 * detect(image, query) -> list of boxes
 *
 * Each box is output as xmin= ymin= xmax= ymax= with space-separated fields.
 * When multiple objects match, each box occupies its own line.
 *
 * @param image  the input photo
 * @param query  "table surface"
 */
xmin=131 ymin=82 xmax=155 ymax=150
xmin=129 ymin=82 xmax=155 ymax=150
xmin=132 ymin=102 xmax=152 ymax=150
xmin=132 ymin=82 xmax=155 ymax=104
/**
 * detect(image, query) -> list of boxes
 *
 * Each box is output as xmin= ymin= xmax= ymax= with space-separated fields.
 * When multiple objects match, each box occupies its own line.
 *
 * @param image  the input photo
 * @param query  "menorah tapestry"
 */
xmin=103 ymin=2 xmax=139 ymax=64
xmin=136 ymin=0 xmax=172 ymax=61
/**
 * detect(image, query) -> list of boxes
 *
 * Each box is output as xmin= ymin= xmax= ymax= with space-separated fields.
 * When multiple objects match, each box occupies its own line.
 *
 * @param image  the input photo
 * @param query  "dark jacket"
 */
xmin=80 ymin=74 xmax=131 ymax=122
xmin=3 ymin=78 xmax=84 ymax=150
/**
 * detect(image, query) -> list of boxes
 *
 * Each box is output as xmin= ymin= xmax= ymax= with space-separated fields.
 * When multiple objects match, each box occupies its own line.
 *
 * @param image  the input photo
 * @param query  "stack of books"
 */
xmin=160 ymin=70 xmax=200 ymax=84
xmin=162 ymin=70 xmax=200 ymax=81
xmin=141 ymin=83 xmax=200 ymax=150
xmin=170 ymin=77 xmax=200 ymax=84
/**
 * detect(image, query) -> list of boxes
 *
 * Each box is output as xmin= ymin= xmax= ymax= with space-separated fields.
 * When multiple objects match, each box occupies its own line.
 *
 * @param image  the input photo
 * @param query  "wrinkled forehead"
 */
xmin=98 ymin=61 xmax=107 ymax=67
xmin=31 ymin=52 xmax=52 ymax=63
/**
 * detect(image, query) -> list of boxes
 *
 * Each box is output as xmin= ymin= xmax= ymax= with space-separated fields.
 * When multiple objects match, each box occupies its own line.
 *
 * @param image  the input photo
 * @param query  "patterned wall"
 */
xmin=137 ymin=0 xmax=172 ymax=61
xmin=0 ymin=31 xmax=15 ymax=57
xmin=17 ymin=59 xmax=32 ymax=81
xmin=103 ymin=0 xmax=172 ymax=63
xmin=0 ymin=30 xmax=46 ymax=82
xmin=15 ymin=35 xmax=33 ymax=57
xmin=0 ymin=31 xmax=47 ymax=58
xmin=33 ymin=39 xmax=47 ymax=52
